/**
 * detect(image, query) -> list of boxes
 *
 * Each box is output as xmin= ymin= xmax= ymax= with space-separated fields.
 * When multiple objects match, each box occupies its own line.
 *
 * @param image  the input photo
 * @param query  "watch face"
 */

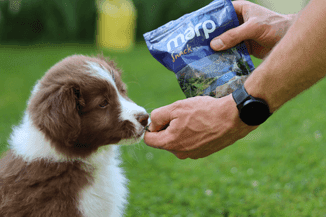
xmin=240 ymin=100 xmax=270 ymax=126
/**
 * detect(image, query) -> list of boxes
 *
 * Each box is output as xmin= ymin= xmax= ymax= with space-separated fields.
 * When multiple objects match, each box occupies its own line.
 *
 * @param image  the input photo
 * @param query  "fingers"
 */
xmin=144 ymin=130 xmax=170 ymax=149
xmin=210 ymin=20 xmax=258 ymax=52
xmin=210 ymin=1 xmax=264 ymax=52
xmin=147 ymin=104 xmax=174 ymax=132
xmin=171 ymin=143 xmax=229 ymax=160
xmin=171 ymin=149 xmax=213 ymax=160
xmin=144 ymin=103 xmax=177 ymax=148
xmin=232 ymin=1 xmax=246 ymax=19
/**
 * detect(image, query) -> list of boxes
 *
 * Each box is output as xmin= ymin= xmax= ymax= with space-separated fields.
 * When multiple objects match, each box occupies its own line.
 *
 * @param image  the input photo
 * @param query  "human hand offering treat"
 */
xmin=144 ymin=0 xmax=255 ymax=98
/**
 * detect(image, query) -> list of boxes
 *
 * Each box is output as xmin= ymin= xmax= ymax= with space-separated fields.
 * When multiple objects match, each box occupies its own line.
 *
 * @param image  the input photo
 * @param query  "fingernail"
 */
xmin=211 ymin=38 xmax=225 ymax=51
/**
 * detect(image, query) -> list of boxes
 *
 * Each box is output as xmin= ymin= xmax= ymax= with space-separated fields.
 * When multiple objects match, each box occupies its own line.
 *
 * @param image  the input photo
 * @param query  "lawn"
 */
xmin=1 ymin=43 xmax=326 ymax=216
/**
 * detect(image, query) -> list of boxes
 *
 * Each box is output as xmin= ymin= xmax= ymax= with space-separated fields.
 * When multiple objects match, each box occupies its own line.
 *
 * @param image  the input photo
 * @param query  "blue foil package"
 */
xmin=143 ymin=0 xmax=255 ymax=98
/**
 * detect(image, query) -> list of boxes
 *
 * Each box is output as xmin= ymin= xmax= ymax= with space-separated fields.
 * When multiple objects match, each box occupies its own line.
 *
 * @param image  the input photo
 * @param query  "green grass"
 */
xmin=1 ymin=44 xmax=326 ymax=216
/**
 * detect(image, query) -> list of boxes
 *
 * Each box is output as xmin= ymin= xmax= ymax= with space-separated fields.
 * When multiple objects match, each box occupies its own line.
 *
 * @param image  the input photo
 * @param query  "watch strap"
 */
xmin=232 ymin=85 xmax=252 ymax=110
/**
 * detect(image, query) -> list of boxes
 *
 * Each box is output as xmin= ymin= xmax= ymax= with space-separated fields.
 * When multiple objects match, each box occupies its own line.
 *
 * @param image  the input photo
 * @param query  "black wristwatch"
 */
xmin=232 ymin=85 xmax=272 ymax=126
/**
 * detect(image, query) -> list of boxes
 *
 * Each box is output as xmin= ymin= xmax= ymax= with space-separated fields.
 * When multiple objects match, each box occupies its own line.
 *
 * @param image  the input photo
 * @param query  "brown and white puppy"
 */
xmin=0 ymin=55 xmax=149 ymax=217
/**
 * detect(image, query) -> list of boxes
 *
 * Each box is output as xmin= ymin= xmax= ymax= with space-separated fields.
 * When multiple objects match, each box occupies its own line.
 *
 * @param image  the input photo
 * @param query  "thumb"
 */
xmin=147 ymin=104 xmax=174 ymax=132
xmin=210 ymin=21 xmax=256 ymax=51
xmin=144 ymin=104 xmax=175 ymax=148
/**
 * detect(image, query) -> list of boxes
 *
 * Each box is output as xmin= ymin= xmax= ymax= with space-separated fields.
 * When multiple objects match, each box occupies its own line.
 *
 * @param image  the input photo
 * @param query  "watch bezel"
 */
xmin=240 ymin=98 xmax=271 ymax=126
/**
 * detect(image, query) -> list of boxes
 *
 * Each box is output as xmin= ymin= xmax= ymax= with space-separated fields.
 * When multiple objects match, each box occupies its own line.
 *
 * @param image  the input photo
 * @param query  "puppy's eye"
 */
xmin=99 ymin=100 xmax=109 ymax=108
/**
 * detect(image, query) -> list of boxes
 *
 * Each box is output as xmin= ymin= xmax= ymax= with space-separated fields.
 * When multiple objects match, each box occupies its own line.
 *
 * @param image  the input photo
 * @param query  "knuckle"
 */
xmin=248 ymin=17 xmax=269 ymax=32
xmin=171 ymin=100 xmax=182 ymax=109
xmin=150 ymin=108 xmax=160 ymax=119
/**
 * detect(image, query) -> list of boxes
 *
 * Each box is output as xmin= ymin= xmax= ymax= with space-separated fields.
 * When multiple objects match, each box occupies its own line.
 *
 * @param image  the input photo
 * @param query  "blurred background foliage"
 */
xmin=0 ymin=0 xmax=311 ymax=45
xmin=0 ymin=0 xmax=249 ymax=45
xmin=0 ymin=0 xmax=97 ymax=44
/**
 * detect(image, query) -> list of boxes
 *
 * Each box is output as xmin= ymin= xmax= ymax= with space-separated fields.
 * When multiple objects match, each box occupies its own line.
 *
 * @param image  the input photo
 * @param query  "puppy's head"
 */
xmin=27 ymin=55 xmax=149 ymax=158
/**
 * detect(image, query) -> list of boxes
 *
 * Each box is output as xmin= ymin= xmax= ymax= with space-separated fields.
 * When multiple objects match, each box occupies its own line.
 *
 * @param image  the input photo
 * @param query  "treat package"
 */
xmin=143 ymin=0 xmax=255 ymax=98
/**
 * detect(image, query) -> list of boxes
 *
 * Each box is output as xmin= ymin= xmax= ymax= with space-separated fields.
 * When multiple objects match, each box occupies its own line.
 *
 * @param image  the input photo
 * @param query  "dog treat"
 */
xmin=143 ymin=0 xmax=255 ymax=98
xmin=145 ymin=125 xmax=151 ymax=132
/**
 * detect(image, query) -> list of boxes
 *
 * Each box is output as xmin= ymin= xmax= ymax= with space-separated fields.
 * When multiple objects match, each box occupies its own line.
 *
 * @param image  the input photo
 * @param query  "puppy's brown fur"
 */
xmin=0 ymin=55 xmax=148 ymax=217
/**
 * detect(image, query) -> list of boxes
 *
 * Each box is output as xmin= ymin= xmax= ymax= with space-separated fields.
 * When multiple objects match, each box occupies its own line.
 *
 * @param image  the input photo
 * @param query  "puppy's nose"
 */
xmin=136 ymin=113 xmax=149 ymax=127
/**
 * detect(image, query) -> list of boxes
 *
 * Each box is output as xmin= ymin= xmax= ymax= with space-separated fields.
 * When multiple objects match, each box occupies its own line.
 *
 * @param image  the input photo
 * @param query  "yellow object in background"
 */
xmin=96 ymin=0 xmax=136 ymax=52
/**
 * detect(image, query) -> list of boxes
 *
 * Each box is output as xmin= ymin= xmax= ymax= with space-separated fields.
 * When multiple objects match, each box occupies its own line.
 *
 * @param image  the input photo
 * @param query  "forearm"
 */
xmin=244 ymin=0 xmax=326 ymax=113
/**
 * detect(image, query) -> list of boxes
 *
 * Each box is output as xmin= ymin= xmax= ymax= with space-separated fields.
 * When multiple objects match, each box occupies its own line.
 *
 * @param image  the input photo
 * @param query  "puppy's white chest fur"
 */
xmin=78 ymin=146 xmax=128 ymax=217
xmin=1 ymin=55 xmax=149 ymax=217
xmin=9 ymin=114 xmax=129 ymax=217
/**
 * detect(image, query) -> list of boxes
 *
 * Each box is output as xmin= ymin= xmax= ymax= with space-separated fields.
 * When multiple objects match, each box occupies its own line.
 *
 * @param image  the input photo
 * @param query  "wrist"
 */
xmin=284 ymin=13 xmax=298 ymax=29
xmin=286 ymin=13 xmax=298 ymax=23
xmin=243 ymin=65 xmax=280 ymax=113
xmin=223 ymin=94 xmax=259 ymax=128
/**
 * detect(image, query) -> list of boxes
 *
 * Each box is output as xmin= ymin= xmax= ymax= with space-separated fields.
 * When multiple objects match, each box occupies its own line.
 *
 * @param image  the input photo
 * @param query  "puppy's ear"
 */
xmin=96 ymin=54 xmax=123 ymax=76
xmin=28 ymin=84 xmax=85 ymax=147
